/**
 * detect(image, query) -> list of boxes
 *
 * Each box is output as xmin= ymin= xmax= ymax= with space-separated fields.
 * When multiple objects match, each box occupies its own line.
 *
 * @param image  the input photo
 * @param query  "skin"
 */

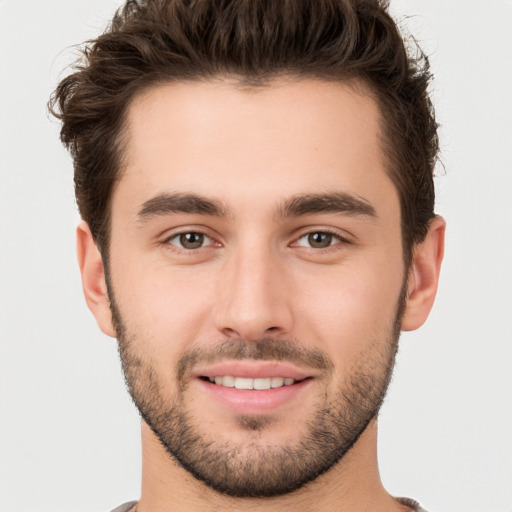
xmin=77 ymin=79 xmax=445 ymax=512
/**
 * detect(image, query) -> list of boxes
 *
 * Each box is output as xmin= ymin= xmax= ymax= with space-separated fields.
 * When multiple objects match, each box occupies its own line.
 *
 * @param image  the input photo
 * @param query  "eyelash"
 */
xmin=293 ymin=229 xmax=349 ymax=251
xmin=163 ymin=231 xmax=218 ymax=253
xmin=162 ymin=228 xmax=350 ymax=253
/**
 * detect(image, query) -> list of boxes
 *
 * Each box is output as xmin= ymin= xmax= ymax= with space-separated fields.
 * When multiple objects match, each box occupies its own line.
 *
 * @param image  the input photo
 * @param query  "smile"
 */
xmin=195 ymin=361 xmax=313 ymax=412
xmin=206 ymin=376 xmax=299 ymax=390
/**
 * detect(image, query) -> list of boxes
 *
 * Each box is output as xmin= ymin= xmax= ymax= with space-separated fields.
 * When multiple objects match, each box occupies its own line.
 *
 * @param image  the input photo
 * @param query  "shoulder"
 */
xmin=110 ymin=501 xmax=138 ymax=512
xmin=396 ymin=497 xmax=430 ymax=512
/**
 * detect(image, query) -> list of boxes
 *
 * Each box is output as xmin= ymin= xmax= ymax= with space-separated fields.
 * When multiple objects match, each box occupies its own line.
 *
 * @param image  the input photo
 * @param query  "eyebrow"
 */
xmin=137 ymin=193 xmax=229 ymax=222
xmin=277 ymin=192 xmax=377 ymax=219
xmin=136 ymin=191 xmax=377 ymax=223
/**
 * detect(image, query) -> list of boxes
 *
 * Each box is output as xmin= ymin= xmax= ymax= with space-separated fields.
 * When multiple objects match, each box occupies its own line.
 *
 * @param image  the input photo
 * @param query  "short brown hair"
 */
xmin=50 ymin=0 xmax=438 ymax=262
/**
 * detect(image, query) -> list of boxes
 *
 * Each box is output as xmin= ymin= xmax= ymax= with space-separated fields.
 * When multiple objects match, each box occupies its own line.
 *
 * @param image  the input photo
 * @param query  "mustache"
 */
xmin=176 ymin=338 xmax=333 ymax=382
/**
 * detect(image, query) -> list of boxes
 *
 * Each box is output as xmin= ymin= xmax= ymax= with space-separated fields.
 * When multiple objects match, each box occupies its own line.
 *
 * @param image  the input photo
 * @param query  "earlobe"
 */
xmin=76 ymin=221 xmax=117 ymax=338
xmin=401 ymin=215 xmax=446 ymax=332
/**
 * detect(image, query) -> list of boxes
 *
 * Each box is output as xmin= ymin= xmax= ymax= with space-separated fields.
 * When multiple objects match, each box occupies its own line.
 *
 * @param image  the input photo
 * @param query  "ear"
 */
xmin=401 ymin=215 xmax=446 ymax=331
xmin=76 ymin=221 xmax=117 ymax=338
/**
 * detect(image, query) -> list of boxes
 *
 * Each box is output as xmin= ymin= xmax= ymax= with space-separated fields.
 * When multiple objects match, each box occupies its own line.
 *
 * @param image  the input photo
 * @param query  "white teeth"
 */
xmin=271 ymin=377 xmax=284 ymax=388
xmin=208 ymin=376 xmax=297 ymax=389
xmin=222 ymin=375 xmax=235 ymax=387
xmin=234 ymin=377 xmax=253 ymax=390
xmin=253 ymin=378 xmax=271 ymax=390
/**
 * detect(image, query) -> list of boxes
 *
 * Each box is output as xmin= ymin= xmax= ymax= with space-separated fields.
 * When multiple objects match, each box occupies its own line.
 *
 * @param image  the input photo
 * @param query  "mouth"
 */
xmin=194 ymin=362 xmax=313 ymax=414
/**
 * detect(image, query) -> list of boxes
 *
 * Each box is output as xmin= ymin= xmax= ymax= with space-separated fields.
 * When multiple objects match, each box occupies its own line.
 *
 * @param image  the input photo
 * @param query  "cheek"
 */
xmin=292 ymin=259 xmax=404 ymax=352
xmin=109 ymin=250 xmax=216 ymax=356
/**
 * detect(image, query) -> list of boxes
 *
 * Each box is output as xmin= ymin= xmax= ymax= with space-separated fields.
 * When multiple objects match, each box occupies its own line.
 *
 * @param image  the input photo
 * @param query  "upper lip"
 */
xmin=194 ymin=361 xmax=312 ymax=380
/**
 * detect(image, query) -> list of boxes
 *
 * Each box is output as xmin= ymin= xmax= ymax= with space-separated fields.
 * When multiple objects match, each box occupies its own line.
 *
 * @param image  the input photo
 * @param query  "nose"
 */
xmin=213 ymin=244 xmax=294 ymax=341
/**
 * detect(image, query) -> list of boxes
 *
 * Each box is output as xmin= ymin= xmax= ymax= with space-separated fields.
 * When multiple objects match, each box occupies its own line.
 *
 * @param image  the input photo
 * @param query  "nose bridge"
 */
xmin=214 ymin=237 xmax=292 ymax=340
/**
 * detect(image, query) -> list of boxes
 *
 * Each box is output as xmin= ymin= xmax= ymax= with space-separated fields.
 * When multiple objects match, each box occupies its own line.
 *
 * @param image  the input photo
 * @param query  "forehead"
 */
xmin=115 ymin=78 xmax=397 ymax=217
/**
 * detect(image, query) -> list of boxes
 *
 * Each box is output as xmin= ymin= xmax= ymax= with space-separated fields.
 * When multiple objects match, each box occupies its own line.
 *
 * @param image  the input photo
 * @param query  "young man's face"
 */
xmin=89 ymin=79 xmax=417 ymax=496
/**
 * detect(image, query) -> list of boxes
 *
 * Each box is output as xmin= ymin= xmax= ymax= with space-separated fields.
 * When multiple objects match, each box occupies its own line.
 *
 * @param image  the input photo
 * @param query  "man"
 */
xmin=50 ymin=0 xmax=445 ymax=510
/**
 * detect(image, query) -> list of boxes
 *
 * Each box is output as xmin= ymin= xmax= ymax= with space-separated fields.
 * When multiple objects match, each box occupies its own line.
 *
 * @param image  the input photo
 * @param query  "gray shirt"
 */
xmin=111 ymin=497 xmax=429 ymax=511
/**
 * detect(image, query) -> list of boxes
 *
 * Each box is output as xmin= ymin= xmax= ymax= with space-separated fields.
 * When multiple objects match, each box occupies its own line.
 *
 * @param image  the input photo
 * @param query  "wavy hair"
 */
xmin=50 ymin=0 xmax=438 ymax=263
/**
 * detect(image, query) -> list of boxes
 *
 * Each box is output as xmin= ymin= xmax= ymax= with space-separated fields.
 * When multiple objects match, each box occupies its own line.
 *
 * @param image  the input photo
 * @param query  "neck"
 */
xmin=136 ymin=420 xmax=409 ymax=512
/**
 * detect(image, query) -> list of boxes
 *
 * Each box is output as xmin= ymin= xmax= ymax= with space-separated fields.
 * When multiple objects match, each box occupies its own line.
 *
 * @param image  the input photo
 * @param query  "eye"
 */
xmin=167 ymin=232 xmax=212 ymax=250
xmin=295 ymin=231 xmax=341 ymax=249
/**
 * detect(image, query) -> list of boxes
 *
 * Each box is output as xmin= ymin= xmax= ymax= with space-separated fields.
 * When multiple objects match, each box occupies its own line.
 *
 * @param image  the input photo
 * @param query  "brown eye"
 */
xmin=307 ymin=232 xmax=333 ymax=248
xmin=295 ymin=231 xmax=341 ymax=249
xmin=168 ymin=232 xmax=209 ymax=249
xmin=180 ymin=232 xmax=204 ymax=249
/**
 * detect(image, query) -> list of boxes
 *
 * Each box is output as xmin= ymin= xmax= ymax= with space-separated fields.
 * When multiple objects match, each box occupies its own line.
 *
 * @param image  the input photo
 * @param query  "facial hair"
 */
xmin=109 ymin=280 xmax=406 ymax=498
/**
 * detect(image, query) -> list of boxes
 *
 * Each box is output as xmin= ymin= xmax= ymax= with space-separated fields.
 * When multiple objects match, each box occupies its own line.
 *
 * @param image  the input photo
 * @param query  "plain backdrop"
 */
xmin=1 ymin=1 xmax=511 ymax=511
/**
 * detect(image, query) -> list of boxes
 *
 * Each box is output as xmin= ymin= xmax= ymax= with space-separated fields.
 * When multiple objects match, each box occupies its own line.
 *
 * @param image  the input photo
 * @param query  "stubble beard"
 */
xmin=109 ymin=281 xmax=406 ymax=498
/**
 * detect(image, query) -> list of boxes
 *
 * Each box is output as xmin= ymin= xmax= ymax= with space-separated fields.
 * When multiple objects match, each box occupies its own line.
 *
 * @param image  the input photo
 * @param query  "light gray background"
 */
xmin=1 ymin=1 xmax=511 ymax=511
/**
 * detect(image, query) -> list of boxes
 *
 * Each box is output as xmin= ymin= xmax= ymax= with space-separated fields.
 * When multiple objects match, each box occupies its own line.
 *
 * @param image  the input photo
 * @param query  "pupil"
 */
xmin=180 ymin=232 xmax=204 ymax=249
xmin=308 ymin=232 xmax=332 ymax=248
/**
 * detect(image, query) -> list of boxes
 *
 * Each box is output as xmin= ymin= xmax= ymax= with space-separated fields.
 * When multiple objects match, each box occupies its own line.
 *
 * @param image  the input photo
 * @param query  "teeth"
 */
xmin=254 ymin=378 xmax=271 ymax=390
xmin=234 ymin=377 xmax=253 ymax=390
xmin=222 ymin=375 xmax=235 ymax=387
xmin=208 ymin=376 xmax=297 ymax=389
xmin=271 ymin=377 xmax=284 ymax=388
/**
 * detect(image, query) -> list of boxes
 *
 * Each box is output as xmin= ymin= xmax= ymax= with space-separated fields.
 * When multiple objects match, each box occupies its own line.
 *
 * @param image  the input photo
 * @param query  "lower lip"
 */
xmin=198 ymin=378 xmax=311 ymax=414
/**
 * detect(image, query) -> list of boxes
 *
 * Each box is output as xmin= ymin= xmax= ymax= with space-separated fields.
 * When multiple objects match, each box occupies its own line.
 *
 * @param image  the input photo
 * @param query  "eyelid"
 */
xmin=167 ymin=232 xmax=213 ymax=248
xmin=295 ymin=233 xmax=340 ymax=248
xmin=158 ymin=225 xmax=352 ymax=251
xmin=291 ymin=227 xmax=353 ymax=246
xmin=160 ymin=226 xmax=222 ymax=250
